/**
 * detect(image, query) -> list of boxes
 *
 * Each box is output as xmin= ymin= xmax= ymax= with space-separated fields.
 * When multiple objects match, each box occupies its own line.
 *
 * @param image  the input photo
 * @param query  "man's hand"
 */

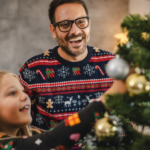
xmin=100 ymin=80 xmax=127 ymax=104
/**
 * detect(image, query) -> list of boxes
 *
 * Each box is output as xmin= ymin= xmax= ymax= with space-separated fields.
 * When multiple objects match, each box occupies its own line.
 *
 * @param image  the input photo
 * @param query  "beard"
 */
xmin=56 ymin=32 xmax=90 ymax=57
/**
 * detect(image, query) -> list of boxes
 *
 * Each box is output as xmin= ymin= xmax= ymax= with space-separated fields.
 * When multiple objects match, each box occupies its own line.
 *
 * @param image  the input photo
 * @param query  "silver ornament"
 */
xmin=106 ymin=55 xmax=129 ymax=80
xmin=126 ymin=42 xmax=131 ymax=48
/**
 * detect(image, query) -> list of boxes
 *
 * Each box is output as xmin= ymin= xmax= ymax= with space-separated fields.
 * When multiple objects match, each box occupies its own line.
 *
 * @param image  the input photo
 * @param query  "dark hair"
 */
xmin=48 ymin=0 xmax=89 ymax=24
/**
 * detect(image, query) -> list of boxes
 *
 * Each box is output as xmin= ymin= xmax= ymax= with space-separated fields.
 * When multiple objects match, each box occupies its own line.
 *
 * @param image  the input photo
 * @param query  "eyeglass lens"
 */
xmin=58 ymin=17 xmax=89 ymax=32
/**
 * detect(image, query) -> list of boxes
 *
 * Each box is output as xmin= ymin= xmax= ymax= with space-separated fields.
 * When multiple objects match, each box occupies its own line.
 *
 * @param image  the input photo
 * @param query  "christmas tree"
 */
xmin=83 ymin=7 xmax=150 ymax=150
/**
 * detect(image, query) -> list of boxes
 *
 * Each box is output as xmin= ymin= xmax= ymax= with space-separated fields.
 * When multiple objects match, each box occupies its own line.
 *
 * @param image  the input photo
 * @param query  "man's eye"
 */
xmin=78 ymin=20 xmax=85 ymax=24
xmin=59 ymin=21 xmax=70 ymax=26
xmin=9 ymin=91 xmax=16 ymax=96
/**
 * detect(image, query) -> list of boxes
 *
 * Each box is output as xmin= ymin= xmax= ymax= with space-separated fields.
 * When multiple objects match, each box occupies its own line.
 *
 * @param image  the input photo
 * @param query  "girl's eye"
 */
xmin=9 ymin=91 xmax=16 ymax=96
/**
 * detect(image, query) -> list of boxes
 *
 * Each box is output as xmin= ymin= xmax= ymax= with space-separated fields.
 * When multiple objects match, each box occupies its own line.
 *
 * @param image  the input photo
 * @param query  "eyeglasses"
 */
xmin=53 ymin=17 xmax=90 ymax=32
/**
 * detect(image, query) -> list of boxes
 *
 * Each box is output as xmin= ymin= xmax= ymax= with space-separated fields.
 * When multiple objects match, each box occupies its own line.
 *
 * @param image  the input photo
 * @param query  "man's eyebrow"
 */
xmin=58 ymin=16 xmax=87 ymax=22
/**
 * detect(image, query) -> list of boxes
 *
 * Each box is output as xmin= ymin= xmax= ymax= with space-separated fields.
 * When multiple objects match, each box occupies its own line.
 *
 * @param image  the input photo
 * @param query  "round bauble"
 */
xmin=126 ymin=73 xmax=148 ymax=95
xmin=95 ymin=114 xmax=117 ymax=141
xmin=106 ymin=55 xmax=130 ymax=80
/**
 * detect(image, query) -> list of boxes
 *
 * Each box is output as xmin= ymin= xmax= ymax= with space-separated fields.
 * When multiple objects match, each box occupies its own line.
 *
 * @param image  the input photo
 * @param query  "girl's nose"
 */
xmin=20 ymin=91 xmax=29 ymax=101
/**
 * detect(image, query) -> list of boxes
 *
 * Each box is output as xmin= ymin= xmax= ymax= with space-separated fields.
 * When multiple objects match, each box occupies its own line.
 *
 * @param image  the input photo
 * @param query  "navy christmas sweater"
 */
xmin=19 ymin=45 xmax=114 ymax=148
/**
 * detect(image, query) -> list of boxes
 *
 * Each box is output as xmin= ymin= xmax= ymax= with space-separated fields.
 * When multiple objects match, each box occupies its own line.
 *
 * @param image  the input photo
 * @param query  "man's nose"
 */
xmin=69 ymin=23 xmax=81 ymax=35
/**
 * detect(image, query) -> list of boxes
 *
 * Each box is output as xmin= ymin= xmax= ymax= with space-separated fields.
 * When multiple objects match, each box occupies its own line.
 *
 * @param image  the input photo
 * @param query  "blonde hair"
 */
xmin=0 ymin=70 xmax=19 ymax=86
xmin=0 ymin=70 xmax=32 ymax=137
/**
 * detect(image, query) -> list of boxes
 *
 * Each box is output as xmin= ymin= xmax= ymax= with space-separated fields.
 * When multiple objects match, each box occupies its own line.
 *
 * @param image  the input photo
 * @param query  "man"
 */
xmin=19 ymin=0 xmax=115 ymax=148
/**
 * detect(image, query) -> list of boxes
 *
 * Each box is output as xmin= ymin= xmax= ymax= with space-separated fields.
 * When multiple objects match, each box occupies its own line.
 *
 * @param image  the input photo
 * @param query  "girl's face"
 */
xmin=0 ymin=75 xmax=32 ymax=128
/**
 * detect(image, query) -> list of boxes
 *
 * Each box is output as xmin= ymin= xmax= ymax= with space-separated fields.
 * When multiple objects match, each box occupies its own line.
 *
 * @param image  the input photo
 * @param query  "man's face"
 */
xmin=51 ymin=3 xmax=91 ymax=57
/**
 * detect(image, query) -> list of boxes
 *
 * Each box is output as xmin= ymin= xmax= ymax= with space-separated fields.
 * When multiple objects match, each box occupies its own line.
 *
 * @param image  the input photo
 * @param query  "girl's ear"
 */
xmin=50 ymin=24 xmax=57 ymax=39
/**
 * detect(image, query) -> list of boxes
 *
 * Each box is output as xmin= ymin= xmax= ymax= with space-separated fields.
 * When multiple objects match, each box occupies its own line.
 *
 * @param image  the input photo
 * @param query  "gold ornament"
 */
xmin=95 ymin=112 xmax=117 ymax=141
xmin=114 ymin=30 xmax=129 ymax=46
xmin=141 ymin=32 xmax=150 ymax=41
xmin=145 ymin=82 xmax=150 ymax=91
xmin=126 ymin=73 xmax=148 ymax=95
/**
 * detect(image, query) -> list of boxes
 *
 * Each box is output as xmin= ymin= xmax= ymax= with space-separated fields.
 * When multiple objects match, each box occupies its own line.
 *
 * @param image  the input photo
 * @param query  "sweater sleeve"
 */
xmin=0 ymin=101 xmax=106 ymax=150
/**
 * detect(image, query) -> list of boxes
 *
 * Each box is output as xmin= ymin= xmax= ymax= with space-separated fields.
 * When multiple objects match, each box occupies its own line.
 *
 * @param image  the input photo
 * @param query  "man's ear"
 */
xmin=89 ymin=19 xmax=91 ymax=29
xmin=50 ymin=24 xmax=57 ymax=39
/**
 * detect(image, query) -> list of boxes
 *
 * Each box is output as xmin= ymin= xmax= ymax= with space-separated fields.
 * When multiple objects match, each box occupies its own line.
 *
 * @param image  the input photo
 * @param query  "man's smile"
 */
xmin=68 ymin=36 xmax=84 ymax=47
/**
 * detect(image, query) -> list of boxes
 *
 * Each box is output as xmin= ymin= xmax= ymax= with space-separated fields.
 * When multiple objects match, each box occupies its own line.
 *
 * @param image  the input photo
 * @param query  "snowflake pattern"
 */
xmin=54 ymin=95 xmax=64 ymax=104
xmin=78 ymin=101 xmax=82 ymax=106
xmin=36 ymin=114 xmax=44 ymax=125
xmin=85 ymin=95 xmax=92 ymax=102
xmin=38 ymin=96 xmax=45 ymax=104
xmin=81 ymin=98 xmax=88 ymax=106
xmin=81 ymin=99 xmax=88 ymax=103
xmin=23 ymin=68 xmax=35 ymax=82
xmin=83 ymin=64 xmax=95 ymax=76
xmin=94 ymin=92 xmax=103 ymax=98
xmin=72 ymin=99 xmax=77 ymax=106
xmin=58 ymin=66 xmax=70 ymax=78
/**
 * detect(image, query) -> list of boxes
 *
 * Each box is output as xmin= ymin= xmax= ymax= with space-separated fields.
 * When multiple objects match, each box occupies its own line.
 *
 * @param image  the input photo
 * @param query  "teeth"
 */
xmin=69 ymin=37 xmax=82 ymax=42
xmin=25 ymin=106 xmax=29 ymax=109
xmin=20 ymin=105 xmax=30 ymax=111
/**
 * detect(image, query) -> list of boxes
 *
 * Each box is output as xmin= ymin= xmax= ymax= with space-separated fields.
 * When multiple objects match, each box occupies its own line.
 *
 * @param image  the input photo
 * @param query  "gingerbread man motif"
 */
xmin=44 ymin=50 xmax=50 ymax=56
xmin=93 ymin=47 xmax=100 ymax=52
xmin=46 ymin=99 xmax=53 ymax=108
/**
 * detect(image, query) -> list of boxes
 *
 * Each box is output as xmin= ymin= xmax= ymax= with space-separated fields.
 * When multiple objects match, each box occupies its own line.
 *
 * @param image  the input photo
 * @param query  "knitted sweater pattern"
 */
xmin=19 ymin=45 xmax=115 ymax=133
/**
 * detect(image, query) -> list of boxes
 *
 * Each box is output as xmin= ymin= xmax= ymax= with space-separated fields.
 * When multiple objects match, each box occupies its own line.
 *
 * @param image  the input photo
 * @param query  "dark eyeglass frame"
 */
xmin=53 ymin=16 xmax=90 ymax=32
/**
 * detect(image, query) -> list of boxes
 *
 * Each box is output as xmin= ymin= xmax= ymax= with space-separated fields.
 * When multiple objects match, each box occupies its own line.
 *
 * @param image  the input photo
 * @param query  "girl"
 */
xmin=0 ymin=71 xmax=107 ymax=150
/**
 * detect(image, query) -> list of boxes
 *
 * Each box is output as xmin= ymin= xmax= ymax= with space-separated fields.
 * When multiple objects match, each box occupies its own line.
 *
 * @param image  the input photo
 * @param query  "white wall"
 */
xmin=129 ymin=0 xmax=150 ymax=15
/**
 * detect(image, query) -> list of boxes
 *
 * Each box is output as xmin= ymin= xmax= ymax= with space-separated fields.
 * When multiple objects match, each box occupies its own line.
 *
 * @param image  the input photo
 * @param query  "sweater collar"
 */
xmin=53 ymin=45 xmax=92 ymax=67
